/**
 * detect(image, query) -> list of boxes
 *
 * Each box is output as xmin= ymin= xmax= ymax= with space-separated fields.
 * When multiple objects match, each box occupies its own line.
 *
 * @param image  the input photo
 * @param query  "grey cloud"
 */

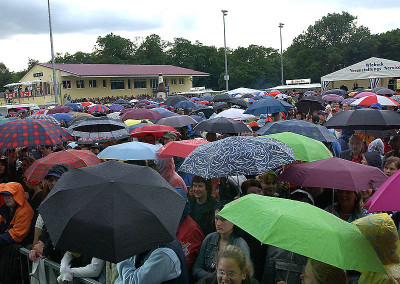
xmin=0 ymin=0 xmax=162 ymax=39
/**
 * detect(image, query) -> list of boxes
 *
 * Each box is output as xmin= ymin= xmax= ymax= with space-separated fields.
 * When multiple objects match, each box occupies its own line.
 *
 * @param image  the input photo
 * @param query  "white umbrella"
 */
xmin=215 ymin=108 xmax=255 ymax=121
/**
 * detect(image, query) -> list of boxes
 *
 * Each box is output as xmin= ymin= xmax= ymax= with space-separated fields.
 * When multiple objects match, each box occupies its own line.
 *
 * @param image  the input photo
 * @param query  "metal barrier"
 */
xmin=20 ymin=248 xmax=101 ymax=284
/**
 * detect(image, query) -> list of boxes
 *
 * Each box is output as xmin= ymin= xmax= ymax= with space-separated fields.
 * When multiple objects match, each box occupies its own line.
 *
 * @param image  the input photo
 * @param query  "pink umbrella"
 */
xmin=278 ymin=157 xmax=387 ymax=191
xmin=367 ymin=169 xmax=400 ymax=213
xmin=157 ymin=139 xmax=209 ymax=158
xmin=353 ymin=91 xmax=376 ymax=99
xmin=322 ymin=94 xmax=344 ymax=102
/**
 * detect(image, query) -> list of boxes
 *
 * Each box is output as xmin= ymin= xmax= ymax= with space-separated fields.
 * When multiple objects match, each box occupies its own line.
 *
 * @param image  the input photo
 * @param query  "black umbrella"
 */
xmin=114 ymin=99 xmax=130 ymax=104
xmin=192 ymin=108 xmax=215 ymax=119
xmin=68 ymin=117 xmax=128 ymax=139
xmin=325 ymin=109 xmax=400 ymax=130
xmin=228 ymin=98 xmax=249 ymax=109
xmin=153 ymin=97 xmax=165 ymax=103
xmin=164 ymin=95 xmax=189 ymax=107
xmin=295 ymin=96 xmax=325 ymax=114
xmin=323 ymin=89 xmax=348 ymax=96
xmin=213 ymin=102 xmax=230 ymax=111
xmin=193 ymin=117 xmax=252 ymax=134
xmin=376 ymin=88 xmax=396 ymax=96
xmin=211 ymin=93 xmax=231 ymax=102
xmin=39 ymin=160 xmax=186 ymax=263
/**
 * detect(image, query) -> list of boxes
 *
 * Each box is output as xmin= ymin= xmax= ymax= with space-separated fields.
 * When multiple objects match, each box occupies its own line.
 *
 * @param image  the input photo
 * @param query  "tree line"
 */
xmin=1 ymin=11 xmax=400 ymax=92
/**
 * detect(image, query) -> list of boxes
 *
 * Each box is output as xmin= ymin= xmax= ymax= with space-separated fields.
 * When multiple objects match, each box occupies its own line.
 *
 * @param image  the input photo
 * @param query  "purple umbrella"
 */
xmin=341 ymin=98 xmax=356 ymax=105
xmin=47 ymin=105 xmax=72 ymax=114
xmin=353 ymin=92 xmax=376 ymax=99
xmin=322 ymin=94 xmax=344 ymax=102
xmin=278 ymin=157 xmax=387 ymax=191
xmin=367 ymin=169 xmax=400 ymax=213
xmin=156 ymin=115 xmax=198 ymax=128
xmin=121 ymin=109 xmax=163 ymax=121
xmin=109 ymin=104 xmax=125 ymax=111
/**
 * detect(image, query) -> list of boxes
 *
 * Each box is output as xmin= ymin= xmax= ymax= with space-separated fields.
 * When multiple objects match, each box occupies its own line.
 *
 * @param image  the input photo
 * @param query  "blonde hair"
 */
xmin=215 ymin=245 xmax=253 ymax=279
xmin=308 ymin=259 xmax=347 ymax=284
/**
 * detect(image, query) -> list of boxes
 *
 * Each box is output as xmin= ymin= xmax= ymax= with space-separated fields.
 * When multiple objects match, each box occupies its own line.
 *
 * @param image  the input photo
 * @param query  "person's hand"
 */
xmin=29 ymin=249 xmax=44 ymax=262
xmin=33 ymin=241 xmax=45 ymax=255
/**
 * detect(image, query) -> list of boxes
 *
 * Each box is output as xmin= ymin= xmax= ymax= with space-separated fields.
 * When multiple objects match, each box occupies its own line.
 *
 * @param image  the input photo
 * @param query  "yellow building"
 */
xmin=4 ymin=63 xmax=209 ymax=105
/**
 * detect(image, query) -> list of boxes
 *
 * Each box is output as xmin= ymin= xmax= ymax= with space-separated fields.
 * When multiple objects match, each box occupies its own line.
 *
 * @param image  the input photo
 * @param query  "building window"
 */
xmin=128 ymin=79 xmax=131 ymax=89
xmin=164 ymin=79 xmax=168 ymax=86
xmin=134 ymin=79 xmax=147 ymax=89
xmin=62 ymin=80 xmax=71 ymax=89
xmin=89 ymin=80 xmax=97 ymax=88
xmin=110 ymin=80 xmax=125 ymax=90
xmin=171 ymin=78 xmax=177 ymax=85
xmin=150 ymin=79 xmax=158 ymax=89
xmin=76 ymin=80 xmax=85 ymax=89
xmin=179 ymin=78 xmax=184 ymax=85
xmin=103 ymin=79 xmax=107 ymax=88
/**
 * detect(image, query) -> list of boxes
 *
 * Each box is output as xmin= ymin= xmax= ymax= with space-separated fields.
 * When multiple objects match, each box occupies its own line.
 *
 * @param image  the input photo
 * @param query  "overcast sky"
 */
xmin=1 ymin=0 xmax=399 ymax=72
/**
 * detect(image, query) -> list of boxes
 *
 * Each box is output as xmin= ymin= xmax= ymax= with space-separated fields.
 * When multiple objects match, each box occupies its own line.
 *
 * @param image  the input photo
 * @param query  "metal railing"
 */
xmin=20 ymin=248 xmax=101 ymax=284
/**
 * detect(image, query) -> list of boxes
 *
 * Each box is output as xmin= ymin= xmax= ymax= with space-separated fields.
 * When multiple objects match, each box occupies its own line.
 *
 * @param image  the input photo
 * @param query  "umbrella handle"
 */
xmin=285 ymin=251 xmax=294 ymax=284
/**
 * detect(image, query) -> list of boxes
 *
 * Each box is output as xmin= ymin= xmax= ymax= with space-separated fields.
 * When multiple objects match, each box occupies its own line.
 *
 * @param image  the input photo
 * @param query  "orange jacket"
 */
xmin=0 ymin=182 xmax=33 ymax=243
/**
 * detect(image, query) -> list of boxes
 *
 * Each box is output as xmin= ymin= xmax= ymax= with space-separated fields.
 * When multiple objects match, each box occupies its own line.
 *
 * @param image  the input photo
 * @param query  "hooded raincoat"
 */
xmin=352 ymin=213 xmax=400 ymax=283
xmin=0 ymin=182 xmax=33 ymax=244
xmin=156 ymin=158 xmax=187 ymax=193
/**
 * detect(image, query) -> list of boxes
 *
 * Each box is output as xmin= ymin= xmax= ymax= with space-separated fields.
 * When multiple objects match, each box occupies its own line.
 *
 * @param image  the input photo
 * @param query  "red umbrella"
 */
xmin=129 ymin=125 xmax=180 ymax=138
xmin=81 ymin=102 xmax=92 ymax=107
xmin=47 ymin=105 xmax=72 ymax=114
xmin=157 ymin=139 xmax=209 ymax=158
xmin=121 ymin=109 xmax=163 ymax=121
xmin=88 ymin=104 xmax=110 ymax=114
xmin=278 ymin=157 xmax=387 ymax=191
xmin=197 ymin=101 xmax=209 ymax=105
xmin=24 ymin=149 xmax=101 ymax=184
xmin=268 ymin=91 xmax=281 ymax=96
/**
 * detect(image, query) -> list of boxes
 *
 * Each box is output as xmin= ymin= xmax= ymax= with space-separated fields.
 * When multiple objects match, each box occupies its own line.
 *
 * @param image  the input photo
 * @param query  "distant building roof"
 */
xmin=37 ymin=63 xmax=209 ymax=77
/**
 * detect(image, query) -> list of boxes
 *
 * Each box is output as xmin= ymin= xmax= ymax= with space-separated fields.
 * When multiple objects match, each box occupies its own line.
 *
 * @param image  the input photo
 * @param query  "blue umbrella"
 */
xmin=244 ymin=97 xmax=294 ymax=115
xmin=53 ymin=113 xmax=73 ymax=122
xmin=201 ymin=96 xmax=213 ymax=101
xmin=256 ymin=119 xmax=337 ymax=142
xmin=174 ymin=100 xmax=198 ymax=109
xmin=179 ymin=136 xmax=296 ymax=179
xmin=127 ymin=122 xmax=151 ymax=133
xmin=152 ymin=108 xmax=171 ymax=114
xmin=65 ymin=103 xmax=82 ymax=111
xmin=109 ymin=104 xmax=125 ymax=111
xmin=192 ymin=97 xmax=200 ymax=101
xmin=97 ymin=141 xmax=162 ymax=160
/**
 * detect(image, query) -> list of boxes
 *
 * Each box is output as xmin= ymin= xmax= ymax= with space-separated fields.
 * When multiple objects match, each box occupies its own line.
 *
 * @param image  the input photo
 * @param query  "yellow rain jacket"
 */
xmin=352 ymin=213 xmax=400 ymax=284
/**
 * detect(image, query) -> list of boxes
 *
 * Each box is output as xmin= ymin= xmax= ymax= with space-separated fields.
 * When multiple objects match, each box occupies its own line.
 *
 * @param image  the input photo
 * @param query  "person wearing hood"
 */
xmin=353 ymin=213 xmax=400 ymax=283
xmin=156 ymin=154 xmax=188 ymax=194
xmin=0 ymin=182 xmax=34 ymax=283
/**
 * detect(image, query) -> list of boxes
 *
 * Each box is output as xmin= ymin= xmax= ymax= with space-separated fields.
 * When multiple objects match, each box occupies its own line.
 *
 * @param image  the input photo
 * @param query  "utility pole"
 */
xmin=279 ymin=23 xmax=284 ymax=86
xmin=222 ymin=10 xmax=229 ymax=91
xmin=47 ymin=0 xmax=58 ymax=104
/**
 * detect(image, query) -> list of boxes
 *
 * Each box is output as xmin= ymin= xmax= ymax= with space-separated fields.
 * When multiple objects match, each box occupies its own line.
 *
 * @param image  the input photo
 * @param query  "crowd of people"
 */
xmin=0 ymin=89 xmax=399 ymax=284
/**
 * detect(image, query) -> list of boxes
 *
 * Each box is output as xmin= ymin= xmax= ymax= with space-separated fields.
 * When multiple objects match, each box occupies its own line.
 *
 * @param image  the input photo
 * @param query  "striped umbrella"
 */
xmin=26 ymin=114 xmax=60 ymax=125
xmin=32 ymin=109 xmax=48 ymax=115
xmin=88 ymin=104 xmax=110 ymax=114
xmin=0 ymin=120 xmax=72 ymax=149
xmin=351 ymin=95 xmax=400 ymax=107
xmin=353 ymin=92 xmax=376 ymax=99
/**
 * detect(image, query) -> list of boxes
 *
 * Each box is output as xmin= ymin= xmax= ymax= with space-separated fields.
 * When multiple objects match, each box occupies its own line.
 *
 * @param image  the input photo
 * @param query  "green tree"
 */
xmin=0 ymin=62 xmax=12 ymax=91
xmin=135 ymin=34 xmax=169 ymax=65
xmin=94 ymin=33 xmax=135 ymax=63
xmin=374 ymin=29 xmax=400 ymax=61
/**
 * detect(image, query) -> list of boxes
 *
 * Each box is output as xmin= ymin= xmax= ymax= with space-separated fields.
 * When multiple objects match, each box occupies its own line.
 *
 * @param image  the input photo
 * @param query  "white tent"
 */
xmin=226 ymin=87 xmax=262 ymax=95
xmin=321 ymin=57 xmax=400 ymax=91
xmin=269 ymin=83 xmax=321 ymax=90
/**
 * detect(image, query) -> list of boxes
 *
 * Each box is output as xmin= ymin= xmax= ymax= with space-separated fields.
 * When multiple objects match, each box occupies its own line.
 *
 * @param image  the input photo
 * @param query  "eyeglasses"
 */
xmin=217 ymin=269 xmax=238 ymax=278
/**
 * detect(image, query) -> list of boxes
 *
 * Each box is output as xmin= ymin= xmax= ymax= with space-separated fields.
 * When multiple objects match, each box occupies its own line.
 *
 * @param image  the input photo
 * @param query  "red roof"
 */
xmin=38 ymin=63 xmax=209 ymax=77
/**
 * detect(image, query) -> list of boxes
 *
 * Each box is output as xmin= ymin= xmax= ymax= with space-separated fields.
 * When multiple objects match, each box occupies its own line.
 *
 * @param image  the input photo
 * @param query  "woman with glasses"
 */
xmin=192 ymin=202 xmax=250 ymax=282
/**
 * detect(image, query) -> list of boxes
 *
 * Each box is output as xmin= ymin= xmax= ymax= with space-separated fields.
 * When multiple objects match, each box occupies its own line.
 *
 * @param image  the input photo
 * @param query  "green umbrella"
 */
xmin=259 ymin=132 xmax=332 ymax=162
xmin=218 ymin=194 xmax=385 ymax=274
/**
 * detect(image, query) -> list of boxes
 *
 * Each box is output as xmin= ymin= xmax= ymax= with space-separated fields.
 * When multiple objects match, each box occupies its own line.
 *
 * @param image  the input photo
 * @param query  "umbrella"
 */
xmin=124 ymin=119 xmax=143 ymax=126
xmin=152 ymin=97 xmax=165 ymax=103
xmin=109 ymin=104 xmax=125 ymax=111
xmin=367 ymin=169 xmax=400 ymax=213
xmin=72 ymin=112 xmax=92 ymax=118
xmin=32 ymin=109 xmax=48 ymax=115
xmin=267 ymin=91 xmax=281 ymax=96
xmin=259 ymin=132 xmax=333 ymax=162
xmin=376 ymin=88 xmax=396 ymax=96
xmin=322 ymin=94 xmax=344 ymax=102
xmin=304 ymin=90 xmax=317 ymax=96
xmin=179 ymin=136 xmax=296 ymax=179
xmin=164 ymin=95 xmax=189 ymax=107
xmin=24 ymin=149 xmax=101 ymax=184
xmin=228 ymin=98 xmax=249 ymax=108
xmin=218 ymin=194 xmax=385 ymax=273
xmin=241 ymin=94 xmax=254 ymax=98
xmin=244 ymin=97 xmax=294 ymax=115
xmin=324 ymin=109 xmax=400 ymax=130
xmin=68 ymin=117 xmax=128 ymax=139
xmin=145 ymin=104 xmax=157 ymax=109
xmin=17 ymin=109 xmax=27 ymax=114
xmin=213 ymin=102 xmax=230 ymax=111
xmin=350 ymin=95 xmax=399 ymax=107
xmin=106 ymin=112 xmax=122 ymax=120
xmin=52 ymin=113 xmax=73 ymax=122
xmin=341 ymin=98 xmax=356 ymax=105
xmin=0 ymin=117 xmax=18 ymax=125
xmin=211 ymin=93 xmax=231 ymax=102
xmin=323 ymin=89 xmax=348 ymax=96
xmin=192 ymin=108 xmax=214 ymax=119
xmin=256 ymin=119 xmax=337 ymax=142
xmin=114 ymin=99 xmax=130 ymax=104
xmin=129 ymin=125 xmax=180 ymax=139
xmin=157 ymin=139 xmax=209 ymax=158
xmin=80 ymin=102 xmax=92 ymax=107
xmin=392 ymin=95 xmax=400 ymax=103
xmin=26 ymin=114 xmax=60 ymax=125
xmin=88 ymin=104 xmax=110 ymax=114
xmin=201 ymin=96 xmax=212 ymax=101
xmin=295 ymin=96 xmax=325 ymax=114
xmin=0 ymin=120 xmax=72 ymax=149
xmin=39 ymin=160 xmax=186 ymax=263
xmin=97 ymin=141 xmax=162 ymax=160
xmin=127 ymin=122 xmax=151 ymax=133
xmin=243 ymin=98 xmax=256 ymax=103
xmin=353 ymin=91 xmax=376 ymax=99
xmin=121 ymin=109 xmax=163 ymax=121
xmin=215 ymin=108 xmax=255 ymax=121
xmin=278 ymin=157 xmax=387 ymax=191
xmin=156 ymin=115 xmax=198 ymax=128
xmin=193 ymin=117 xmax=252 ymax=134
xmin=173 ymin=100 xmax=197 ymax=109
xmin=65 ymin=103 xmax=82 ymax=111
xmin=47 ymin=106 xmax=72 ymax=114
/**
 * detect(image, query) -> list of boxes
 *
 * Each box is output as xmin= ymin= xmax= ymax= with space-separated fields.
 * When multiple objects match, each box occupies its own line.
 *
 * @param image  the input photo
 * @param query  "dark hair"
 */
xmin=191 ymin=176 xmax=213 ymax=196
xmin=384 ymin=156 xmax=400 ymax=170
xmin=336 ymin=190 xmax=363 ymax=216
xmin=241 ymin=179 xmax=261 ymax=196
xmin=214 ymin=200 xmax=240 ymax=237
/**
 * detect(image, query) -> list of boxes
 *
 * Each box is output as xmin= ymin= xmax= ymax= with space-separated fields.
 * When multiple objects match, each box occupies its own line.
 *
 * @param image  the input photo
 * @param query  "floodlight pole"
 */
xmin=222 ymin=10 xmax=229 ymax=91
xmin=279 ymin=23 xmax=284 ymax=86
xmin=47 ymin=0 xmax=58 ymax=104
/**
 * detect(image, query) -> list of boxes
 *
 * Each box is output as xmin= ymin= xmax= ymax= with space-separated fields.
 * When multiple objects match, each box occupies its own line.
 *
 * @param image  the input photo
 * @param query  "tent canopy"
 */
xmin=321 ymin=57 xmax=400 ymax=82
xmin=269 ymin=83 xmax=321 ymax=90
